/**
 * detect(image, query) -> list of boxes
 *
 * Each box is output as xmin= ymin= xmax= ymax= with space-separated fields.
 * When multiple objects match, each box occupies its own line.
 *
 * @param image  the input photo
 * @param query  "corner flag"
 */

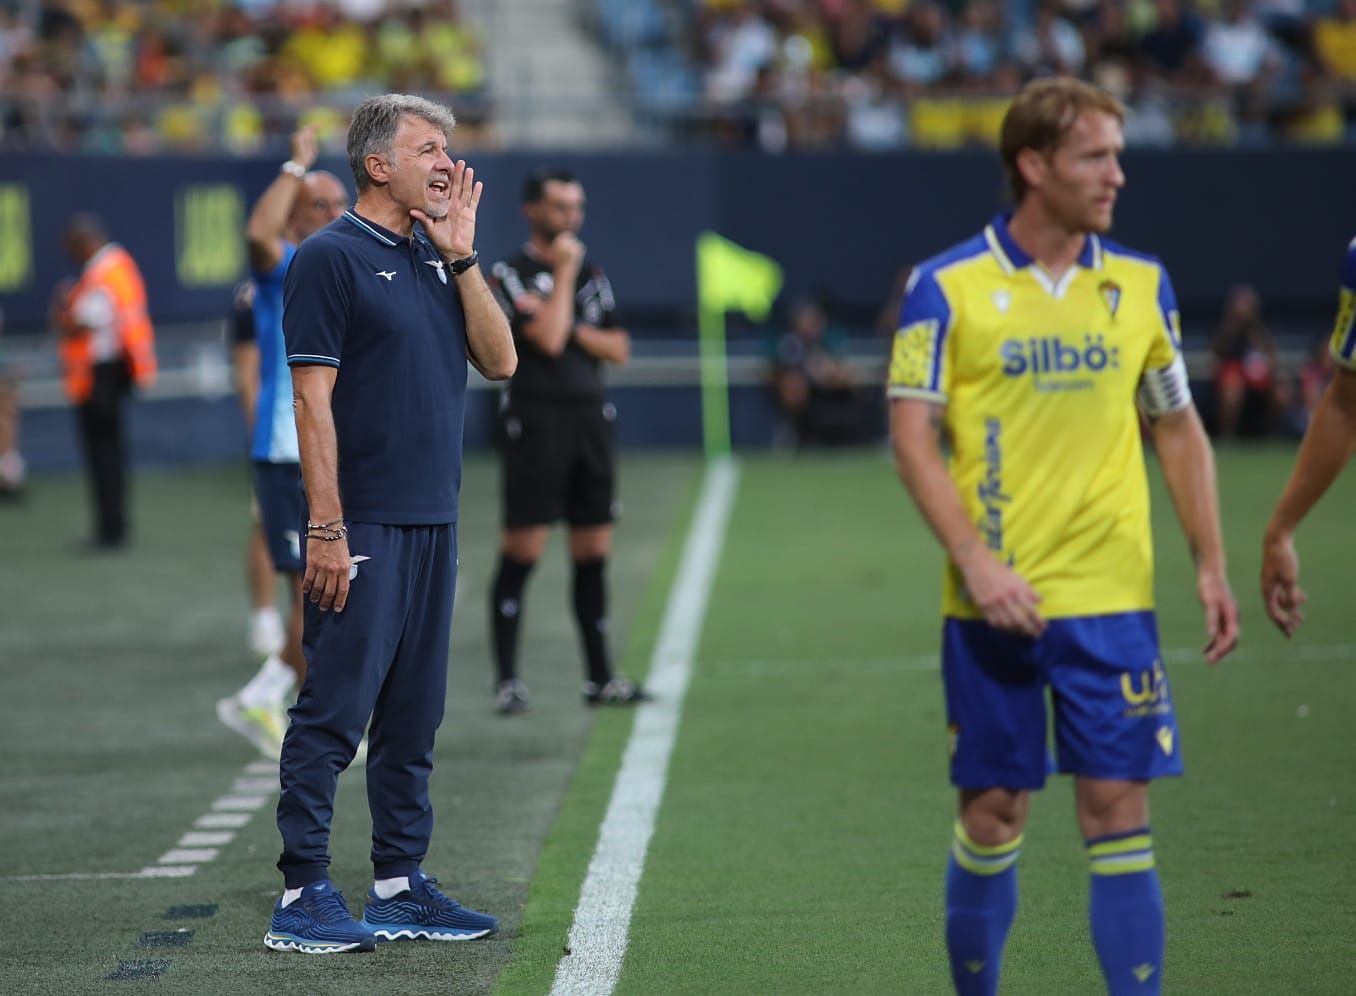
xmin=695 ymin=232 xmax=783 ymax=458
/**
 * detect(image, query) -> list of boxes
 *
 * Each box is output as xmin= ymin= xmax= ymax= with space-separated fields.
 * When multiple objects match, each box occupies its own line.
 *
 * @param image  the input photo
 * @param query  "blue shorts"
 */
xmin=942 ymin=611 xmax=1184 ymax=790
xmin=252 ymin=461 xmax=303 ymax=573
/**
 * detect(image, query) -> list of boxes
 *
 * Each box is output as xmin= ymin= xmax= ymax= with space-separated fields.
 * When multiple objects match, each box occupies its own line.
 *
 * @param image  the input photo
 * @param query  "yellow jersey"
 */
xmin=888 ymin=214 xmax=1190 ymax=620
xmin=1329 ymin=236 xmax=1356 ymax=371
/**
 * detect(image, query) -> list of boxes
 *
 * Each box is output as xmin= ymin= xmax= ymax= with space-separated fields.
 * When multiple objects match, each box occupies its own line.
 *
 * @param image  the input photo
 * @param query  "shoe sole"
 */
xmin=216 ymin=698 xmax=284 ymax=760
xmin=263 ymin=931 xmax=375 ymax=953
xmin=364 ymin=924 xmax=496 ymax=941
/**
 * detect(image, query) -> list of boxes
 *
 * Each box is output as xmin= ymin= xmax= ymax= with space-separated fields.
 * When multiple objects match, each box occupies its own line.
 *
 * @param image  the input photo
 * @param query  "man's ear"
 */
xmin=365 ymin=153 xmax=390 ymax=187
xmin=1015 ymin=147 xmax=1046 ymax=194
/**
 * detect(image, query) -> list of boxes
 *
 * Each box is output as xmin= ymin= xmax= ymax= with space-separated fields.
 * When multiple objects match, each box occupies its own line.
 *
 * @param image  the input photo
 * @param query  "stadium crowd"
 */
xmin=6 ymin=0 xmax=1356 ymax=153
xmin=0 ymin=0 xmax=488 ymax=154
xmin=687 ymin=0 xmax=1356 ymax=149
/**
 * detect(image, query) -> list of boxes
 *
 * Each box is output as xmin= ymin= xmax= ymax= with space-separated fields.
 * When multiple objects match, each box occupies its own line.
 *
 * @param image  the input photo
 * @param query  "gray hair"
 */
xmin=347 ymin=94 xmax=457 ymax=193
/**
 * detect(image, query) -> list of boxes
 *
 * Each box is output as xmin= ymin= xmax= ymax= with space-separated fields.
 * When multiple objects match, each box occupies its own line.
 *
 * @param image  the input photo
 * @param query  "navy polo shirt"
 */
xmin=283 ymin=210 xmax=468 ymax=525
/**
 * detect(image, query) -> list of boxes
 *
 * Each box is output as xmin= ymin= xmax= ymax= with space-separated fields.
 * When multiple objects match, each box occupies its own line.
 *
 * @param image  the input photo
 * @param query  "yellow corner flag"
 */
xmin=695 ymin=232 xmax=783 ymax=458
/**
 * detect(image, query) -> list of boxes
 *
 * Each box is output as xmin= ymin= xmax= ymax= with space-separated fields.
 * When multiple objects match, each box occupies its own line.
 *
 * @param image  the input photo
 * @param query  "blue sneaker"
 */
xmin=263 ymin=880 xmax=377 ymax=954
xmin=361 ymin=870 xmax=498 ymax=941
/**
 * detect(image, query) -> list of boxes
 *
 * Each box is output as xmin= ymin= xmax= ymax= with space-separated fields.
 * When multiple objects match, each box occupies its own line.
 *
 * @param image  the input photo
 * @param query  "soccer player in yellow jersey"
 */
xmin=888 ymin=78 xmax=1239 ymax=996
xmin=1261 ymin=238 xmax=1356 ymax=635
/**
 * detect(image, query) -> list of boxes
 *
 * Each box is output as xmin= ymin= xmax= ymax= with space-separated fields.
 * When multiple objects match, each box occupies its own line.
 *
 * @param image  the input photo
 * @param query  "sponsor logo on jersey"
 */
xmin=1000 ymin=335 xmax=1120 ymax=393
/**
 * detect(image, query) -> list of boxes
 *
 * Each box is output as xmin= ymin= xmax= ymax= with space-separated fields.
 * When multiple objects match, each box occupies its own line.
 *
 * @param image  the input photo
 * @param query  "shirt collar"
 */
xmin=342 ymin=210 xmax=405 ymax=246
xmin=986 ymin=212 xmax=1101 ymax=273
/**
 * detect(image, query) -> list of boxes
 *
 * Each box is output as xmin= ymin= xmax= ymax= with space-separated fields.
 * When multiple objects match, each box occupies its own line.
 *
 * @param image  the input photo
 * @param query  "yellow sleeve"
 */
xmin=887 ymin=267 xmax=954 ymax=402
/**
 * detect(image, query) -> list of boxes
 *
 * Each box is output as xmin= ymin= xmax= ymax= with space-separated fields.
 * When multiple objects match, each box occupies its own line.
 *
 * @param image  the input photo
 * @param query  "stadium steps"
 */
xmin=469 ymin=0 xmax=635 ymax=147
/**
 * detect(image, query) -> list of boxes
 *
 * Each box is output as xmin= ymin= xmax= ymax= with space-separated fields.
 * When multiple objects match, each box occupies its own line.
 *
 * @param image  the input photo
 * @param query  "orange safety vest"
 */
xmin=58 ymin=243 xmax=157 ymax=404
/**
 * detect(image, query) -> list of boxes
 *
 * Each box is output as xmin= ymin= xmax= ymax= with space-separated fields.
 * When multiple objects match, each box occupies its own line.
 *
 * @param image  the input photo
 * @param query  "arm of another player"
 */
xmin=890 ymin=399 xmax=1045 ymax=637
xmin=233 ymin=341 xmax=260 ymax=433
xmin=519 ymin=233 xmax=586 ymax=357
xmin=246 ymin=126 xmax=317 ymax=273
xmin=292 ymin=363 xmax=350 ymax=613
xmin=573 ymin=323 xmax=630 ymax=365
xmin=1149 ymin=405 xmax=1239 ymax=663
xmin=1261 ymin=367 xmax=1356 ymax=636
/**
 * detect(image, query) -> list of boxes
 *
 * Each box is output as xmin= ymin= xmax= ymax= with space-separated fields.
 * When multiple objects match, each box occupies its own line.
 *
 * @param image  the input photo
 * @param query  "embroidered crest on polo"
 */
xmin=375 ymin=270 xmax=396 ymax=281
xmin=425 ymin=259 xmax=448 ymax=284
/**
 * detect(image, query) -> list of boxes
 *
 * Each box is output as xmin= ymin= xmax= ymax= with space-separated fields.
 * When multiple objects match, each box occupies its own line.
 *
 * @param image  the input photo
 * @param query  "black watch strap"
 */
xmin=449 ymin=249 xmax=479 ymax=275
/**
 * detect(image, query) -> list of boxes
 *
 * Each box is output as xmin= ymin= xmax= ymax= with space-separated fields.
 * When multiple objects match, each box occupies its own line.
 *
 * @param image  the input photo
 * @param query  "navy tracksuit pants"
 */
xmin=276 ymin=521 xmax=457 ymax=887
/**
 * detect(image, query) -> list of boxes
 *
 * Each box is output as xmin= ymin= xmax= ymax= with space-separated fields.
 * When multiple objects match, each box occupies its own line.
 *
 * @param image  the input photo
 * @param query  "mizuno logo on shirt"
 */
xmin=376 ymin=270 xmax=396 ymax=281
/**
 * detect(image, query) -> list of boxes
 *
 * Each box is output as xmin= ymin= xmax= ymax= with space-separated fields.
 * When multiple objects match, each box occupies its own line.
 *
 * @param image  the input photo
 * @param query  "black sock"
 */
xmin=490 ymin=555 xmax=534 ymax=684
xmin=572 ymin=558 xmax=612 ymax=685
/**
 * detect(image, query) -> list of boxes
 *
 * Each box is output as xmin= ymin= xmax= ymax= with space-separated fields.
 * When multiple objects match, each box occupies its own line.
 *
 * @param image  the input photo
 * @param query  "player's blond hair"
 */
xmin=1000 ymin=78 xmax=1125 ymax=202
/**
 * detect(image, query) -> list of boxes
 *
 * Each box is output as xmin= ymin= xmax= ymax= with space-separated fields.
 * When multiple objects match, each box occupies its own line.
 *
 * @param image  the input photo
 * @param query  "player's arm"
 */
xmin=291 ymin=363 xmax=349 ymax=613
xmin=572 ymin=323 xmax=630 ymax=365
xmin=233 ymin=341 xmax=260 ymax=432
xmin=1142 ymin=268 xmax=1238 ymax=663
xmin=891 ymin=399 xmax=1045 ymax=637
xmin=246 ymin=126 xmax=316 ymax=273
xmin=458 ymin=263 xmax=517 ymax=381
xmin=519 ymin=234 xmax=585 ymax=357
xmin=283 ymin=238 xmax=351 ymax=613
xmin=1262 ymin=367 xmax=1356 ymax=635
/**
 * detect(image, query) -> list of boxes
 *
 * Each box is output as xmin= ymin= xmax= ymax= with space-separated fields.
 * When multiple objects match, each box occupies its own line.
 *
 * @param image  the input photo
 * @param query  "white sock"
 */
xmin=373 ymin=876 xmax=410 ymax=899
xmin=249 ymin=606 xmax=285 ymax=657
xmin=240 ymin=655 xmax=295 ymax=709
xmin=281 ymin=887 xmax=303 ymax=907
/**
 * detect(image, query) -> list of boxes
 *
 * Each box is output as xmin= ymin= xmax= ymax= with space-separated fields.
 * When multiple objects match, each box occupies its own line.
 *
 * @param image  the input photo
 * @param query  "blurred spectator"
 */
xmin=0 ymin=0 xmax=490 ymax=154
xmin=0 ymin=305 xmax=25 ymax=499
xmin=1014 ymin=3 xmax=1085 ymax=78
xmin=1315 ymin=0 xmax=1356 ymax=83
xmin=769 ymin=297 xmax=874 ymax=447
xmin=1210 ymin=283 xmax=1281 ymax=439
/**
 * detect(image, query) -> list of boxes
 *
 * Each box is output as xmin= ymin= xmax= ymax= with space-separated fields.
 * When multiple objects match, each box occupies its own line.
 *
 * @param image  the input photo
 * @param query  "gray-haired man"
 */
xmin=265 ymin=93 xmax=516 ymax=954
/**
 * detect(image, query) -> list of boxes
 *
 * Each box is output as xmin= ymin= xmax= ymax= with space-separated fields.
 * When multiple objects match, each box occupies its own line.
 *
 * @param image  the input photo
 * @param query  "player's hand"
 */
xmin=1260 ymin=529 xmax=1306 ymax=638
xmin=303 ymin=534 xmax=351 ymax=613
xmin=414 ymin=159 xmax=481 ymax=261
xmin=958 ymin=549 xmax=1046 ymax=638
xmin=290 ymin=125 xmax=319 ymax=170
xmin=546 ymin=232 xmax=586 ymax=272
xmin=1198 ymin=567 xmax=1239 ymax=663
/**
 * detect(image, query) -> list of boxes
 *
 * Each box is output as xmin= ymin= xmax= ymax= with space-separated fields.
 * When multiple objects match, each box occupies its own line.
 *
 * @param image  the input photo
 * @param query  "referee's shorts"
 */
xmin=499 ymin=395 xmax=617 ymax=529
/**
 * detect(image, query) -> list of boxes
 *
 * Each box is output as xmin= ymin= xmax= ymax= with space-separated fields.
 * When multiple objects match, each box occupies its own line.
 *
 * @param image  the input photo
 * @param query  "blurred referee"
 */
xmin=487 ymin=168 xmax=648 ymax=714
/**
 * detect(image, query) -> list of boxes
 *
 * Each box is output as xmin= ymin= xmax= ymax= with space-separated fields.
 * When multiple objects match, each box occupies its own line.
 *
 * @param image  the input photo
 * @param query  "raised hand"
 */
xmin=290 ymin=125 xmax=319 ymax=170
xmin=412 ymin=159 xmax=481 ymax=261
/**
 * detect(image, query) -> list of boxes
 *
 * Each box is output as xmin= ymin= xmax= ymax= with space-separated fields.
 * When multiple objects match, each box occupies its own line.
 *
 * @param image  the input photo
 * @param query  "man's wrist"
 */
xmin=448 ymin=249 xmax=480 ymax=276
xmin=280 ymin=160 xmax=307 ymax=179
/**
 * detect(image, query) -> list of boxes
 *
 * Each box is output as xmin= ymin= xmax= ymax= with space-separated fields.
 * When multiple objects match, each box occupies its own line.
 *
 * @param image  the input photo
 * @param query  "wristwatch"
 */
xmin=449 ymin=249 xmax=479 ymax=275
xmin=280 ymin=160 xmax=306 ymax=178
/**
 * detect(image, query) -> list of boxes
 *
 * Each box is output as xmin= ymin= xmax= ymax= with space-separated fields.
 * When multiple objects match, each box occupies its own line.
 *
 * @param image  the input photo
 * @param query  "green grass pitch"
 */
xmin=0 ymin=446 xmax=1352 ymax=994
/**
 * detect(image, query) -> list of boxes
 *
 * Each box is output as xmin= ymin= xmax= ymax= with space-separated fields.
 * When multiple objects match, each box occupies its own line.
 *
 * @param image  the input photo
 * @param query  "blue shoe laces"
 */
xmin=307 ymin=887 xmax=358 ymax=925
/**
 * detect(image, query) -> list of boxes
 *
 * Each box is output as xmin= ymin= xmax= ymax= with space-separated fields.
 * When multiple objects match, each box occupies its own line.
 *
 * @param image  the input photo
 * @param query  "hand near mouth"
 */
xmin=411 ymin=159 xmax=481 ymax=262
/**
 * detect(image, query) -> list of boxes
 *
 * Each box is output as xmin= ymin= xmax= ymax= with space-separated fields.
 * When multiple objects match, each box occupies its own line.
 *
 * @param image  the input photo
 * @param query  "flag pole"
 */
xmin=697 ymin=303 xmax=731 ymax=461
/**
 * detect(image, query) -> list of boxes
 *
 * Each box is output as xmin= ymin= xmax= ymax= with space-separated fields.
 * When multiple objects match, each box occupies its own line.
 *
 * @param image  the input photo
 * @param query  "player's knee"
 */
xmin=1076 ymin=779 xmax=1148 ymax=837
xmin=959 ymin=789 xmax=1028 ymax=846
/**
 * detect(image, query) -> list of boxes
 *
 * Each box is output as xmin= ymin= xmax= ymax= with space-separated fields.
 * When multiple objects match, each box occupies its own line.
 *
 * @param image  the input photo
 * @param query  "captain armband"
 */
xmin=1136 ymin=355 xmax=1192 ymax=417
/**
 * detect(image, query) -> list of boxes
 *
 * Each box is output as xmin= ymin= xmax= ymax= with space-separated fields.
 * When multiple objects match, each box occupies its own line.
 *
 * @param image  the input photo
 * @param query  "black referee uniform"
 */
xmin=488 ymin=247 xmax=645 ymax=709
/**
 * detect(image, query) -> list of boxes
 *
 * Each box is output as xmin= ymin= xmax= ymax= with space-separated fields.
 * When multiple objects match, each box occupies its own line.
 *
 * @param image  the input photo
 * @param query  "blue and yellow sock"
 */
xmin=1087 ymin=827 xmax=1165 ymax=995
xmin=945 ymin=821 xmax=1021 ymax=996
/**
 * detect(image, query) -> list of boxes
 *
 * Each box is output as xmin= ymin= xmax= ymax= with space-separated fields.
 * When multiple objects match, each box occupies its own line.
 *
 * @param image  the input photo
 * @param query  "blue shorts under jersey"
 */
xmin=942 ymin=611 xmax=1183 ymax=789
xmin=252 ymin=460 xmax=303 ymax=573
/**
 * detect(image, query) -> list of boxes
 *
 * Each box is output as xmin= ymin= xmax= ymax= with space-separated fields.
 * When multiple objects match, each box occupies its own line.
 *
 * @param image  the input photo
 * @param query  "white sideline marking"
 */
xmin=178 ymin=831 xmax=236 ymax=847
xmin=232 ymin=778 xmax=278 ymax=793
xmin=212 ymin=795 xmax=270 ymax=811
xmin=158 ymin=848 xmax=219 ymax=864
xmin=550 ymin=458 xmax=739 ymax=996
xmin=194 ymin=812 xmax=252 ymax=829
xmin=5 ymin=757 xmax=283 ymax=882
